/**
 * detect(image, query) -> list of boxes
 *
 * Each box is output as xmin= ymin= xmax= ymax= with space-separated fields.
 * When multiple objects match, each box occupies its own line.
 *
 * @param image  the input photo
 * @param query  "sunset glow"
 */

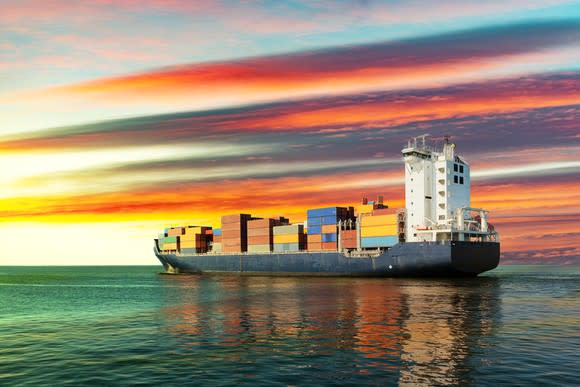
xmin=1 ymin=1 xmax=579 ymax=265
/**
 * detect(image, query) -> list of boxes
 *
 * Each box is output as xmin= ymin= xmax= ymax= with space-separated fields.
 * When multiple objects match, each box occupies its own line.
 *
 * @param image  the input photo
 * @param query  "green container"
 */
xmin=164 ymin=236 xmax=177 ymax=243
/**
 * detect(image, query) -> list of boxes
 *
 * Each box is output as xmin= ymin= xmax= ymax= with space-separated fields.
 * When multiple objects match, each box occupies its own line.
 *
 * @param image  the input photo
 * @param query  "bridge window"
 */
xmin=460 ymin=176 xmax=464 ymax=184
xmin=454 ymin=175 xmax=458 ymax=183
xmin=459 ymin=165 xmax=464 ymax=173
xmin=454 ymin=163 xmax=458 ymax=172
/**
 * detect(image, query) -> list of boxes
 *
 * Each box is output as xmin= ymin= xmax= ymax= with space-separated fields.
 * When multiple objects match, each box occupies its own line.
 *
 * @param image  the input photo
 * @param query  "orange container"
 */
xmin=308 ymin=242 xmax=323 ymax=251
xmin=308 ymin=234 xmax=322 ymax=243
xmin=321 ymin=224 xmax=337 ymax=233
xmin=248 ymin=235 xmax=272 ymax=245
xmin=322 ymin=242 xmax=337 ymax=251
xmin=248 ymin=228 xmax=271 ymax=237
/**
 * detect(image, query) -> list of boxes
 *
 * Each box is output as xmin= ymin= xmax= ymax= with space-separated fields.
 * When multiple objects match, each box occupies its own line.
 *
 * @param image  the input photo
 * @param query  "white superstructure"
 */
xmin=401 ymin=135 xmax=498 ymax=243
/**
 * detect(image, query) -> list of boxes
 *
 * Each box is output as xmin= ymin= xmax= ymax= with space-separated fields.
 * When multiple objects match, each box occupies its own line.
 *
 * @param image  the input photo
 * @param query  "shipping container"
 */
xmin=247 ymin=235 xmax=272 ymax=245
xmin=212 ymin=242 xmax=222 ymax=253
xmin=307 ymin=217 xmax=323 ymax=226
xmin=273 ymin=233 xmax=299 ymax=244
xmin=321 ymin=224 xmax=337 ymax=234
xmin=222 ymin=246 xmax=243 ymax=253
xmin=247 ymin=244 xmax=272 ymax=253
xmin=371 ymin=208 xmax=396 ymax=216
xmin=307 ymin=207 xmax=347 ymax=218
xmin=341 ymin=239 xmax=357 ymax=249
xmin=321 ymin=215 xmax=339 ymax=225
xmin=221 ymin=223 xmax=247 ymax=232
xmin=273 ymin=243 xmax=301 ymax=252
xmin=180 ymin=233 xmax=205 ymax=241
xmin=308 ymin=234 xmax=322 ymax=243
xmin=167 ymin=227 xmax=185 ymax=237
xmin=273 ymin=224 xmax=304 ymax=235
xmin=341 ymin=230 xmax=357 ymax=239
xmin=213 ymin=235 xmax=222 ymax=243
xmin=213 ymin=228 xmax=222 ymax=236
xmin=248 ymin=218 xmax=286 ymax=229
xmin=181 ymin=240 xmax=207 ymax=249
xmin=361 ymin=214 xmax=397 ymax=227
xmin=163 ymin=242 xmax=178 ymax=250
xmin=307 ymin=242 xmax=323 ymax=251
xmin=247 ymin=228 xmax=272 ymax=237
xmin=164 ymin=236 xmax=178 ymax=243
xmin=361 ymin=236 xmax=398 ymax=248
xmin=308 ymin=225 xmax=322 ymax=235
xmin=221 ymin=214 xmax=252 ymax=224
xmin=322 ymin=242 xmax=337 ymax=250
xmin=360 ymin=224 xmax=398 ymax=237
xmin=322 ymin=233 xmax=337 ymax=243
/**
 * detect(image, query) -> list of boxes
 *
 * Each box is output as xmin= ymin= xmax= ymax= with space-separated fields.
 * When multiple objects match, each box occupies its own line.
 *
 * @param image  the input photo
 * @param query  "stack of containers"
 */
xmin=307 ymin=207 xmax=354 ymax=251
xmin=273 ymin=224 xmax=306 ymax=252
xmin=221 ymin=214 xmax=252 ymax=253
xmin=180 ymin=226 xmax=212 ymax=254
xmin=247 ymin=218 xmax=287 ymax=253
xmin=340 ymin=229 xmax=357 ymax=249
xmin=161 ymin=227 xmax=184 ymax=252
xmin=212 ymin=228 xmax=222 ymax=252
xmin=360 ymin=208 xmax=398 ymax=248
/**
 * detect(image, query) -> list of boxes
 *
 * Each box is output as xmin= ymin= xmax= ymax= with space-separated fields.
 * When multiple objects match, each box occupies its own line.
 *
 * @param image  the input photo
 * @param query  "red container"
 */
xmin=341 ymin=230 xmax=357 ymax=239
xmin=247 ymin=235 xmax=272 ymax=245
xmin=342 ymin=239 xmax=357 ymax=249
xmin=322 ymin=242 xmax=337 ymax=251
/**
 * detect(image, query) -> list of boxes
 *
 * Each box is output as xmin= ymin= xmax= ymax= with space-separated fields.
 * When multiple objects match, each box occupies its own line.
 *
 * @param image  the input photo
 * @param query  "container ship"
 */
xmin=154 ymin=136 xmax=500 ymax=277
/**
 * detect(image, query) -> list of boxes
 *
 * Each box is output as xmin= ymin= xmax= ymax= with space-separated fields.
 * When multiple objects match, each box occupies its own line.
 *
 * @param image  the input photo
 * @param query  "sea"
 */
xmin=0 ymin=265 xmax=578 ymax=386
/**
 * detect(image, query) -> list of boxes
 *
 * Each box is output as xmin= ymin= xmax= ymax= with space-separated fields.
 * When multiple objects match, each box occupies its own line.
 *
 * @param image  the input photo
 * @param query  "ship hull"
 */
xmin=154 ymin=241 xmax=500 ymax=277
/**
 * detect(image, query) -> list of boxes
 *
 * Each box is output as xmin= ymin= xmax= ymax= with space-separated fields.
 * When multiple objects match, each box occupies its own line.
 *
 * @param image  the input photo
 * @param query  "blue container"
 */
xmin=322 ymin=233 xmax=337 ymax=242
xmin=322 ymin=215 xmax=339 ymax=225
xmin=213 ymin=228 xmax=222 ymax=236
xmin=307 ymin=217 xmax=322 ymax=226
xmin=308 ymin=225 xmax=322 ymax=235
xmin=307 ymin=207 xmax=344 ymax=218
xmin=360 ymin=236 xmax=398 ymax=248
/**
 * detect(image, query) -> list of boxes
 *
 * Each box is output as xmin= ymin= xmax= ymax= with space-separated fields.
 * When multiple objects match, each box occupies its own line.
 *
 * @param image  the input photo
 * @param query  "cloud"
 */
xmin=2 ymin=72 xmax=578 ymax=154
xmin=46 ymin=20 xmax=580 ymax=98
xmin=3 ymin=19 xmax=579 ymax=133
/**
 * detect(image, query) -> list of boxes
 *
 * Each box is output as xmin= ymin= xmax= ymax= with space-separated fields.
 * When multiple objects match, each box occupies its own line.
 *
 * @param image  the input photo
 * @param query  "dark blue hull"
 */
xmin=154 ymin=241 xmax=500 ymax=277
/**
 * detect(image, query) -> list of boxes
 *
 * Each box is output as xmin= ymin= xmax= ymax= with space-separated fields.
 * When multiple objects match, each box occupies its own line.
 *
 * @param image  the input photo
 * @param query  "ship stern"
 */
xmin=450 ymin=241 xmax=500 ymax=276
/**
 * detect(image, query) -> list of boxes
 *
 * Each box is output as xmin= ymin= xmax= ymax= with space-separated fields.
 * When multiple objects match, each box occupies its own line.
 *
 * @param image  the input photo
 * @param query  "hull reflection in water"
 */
xmin=160 ymin=276 xmax=500 ymax=384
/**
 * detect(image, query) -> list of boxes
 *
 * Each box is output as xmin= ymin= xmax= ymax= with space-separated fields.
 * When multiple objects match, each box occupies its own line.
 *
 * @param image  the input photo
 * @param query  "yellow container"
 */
xmin=274 ymin=234 xmax=300 ymax=244
xmin=361 ymin=224 xmax=397 ymax=237
xmin=163 ymin=243 xmax=177 ymax=250
xmin=361 ymin=214 xmax=397 ymax=227
xmin=181 ymin=240 xmax=200 ymax=248
xmin=359 ymin=204 xmax=374 ymax=214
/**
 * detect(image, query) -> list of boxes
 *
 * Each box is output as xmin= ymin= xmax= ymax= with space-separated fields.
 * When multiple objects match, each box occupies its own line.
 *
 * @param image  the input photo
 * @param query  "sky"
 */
xmin=1 ymin=0 xmax=579 ymax=265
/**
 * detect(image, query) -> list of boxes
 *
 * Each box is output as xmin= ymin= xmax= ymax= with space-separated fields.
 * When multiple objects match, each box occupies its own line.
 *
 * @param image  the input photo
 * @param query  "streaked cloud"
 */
xmin=2 ymin=20 xmax=579 ymax=134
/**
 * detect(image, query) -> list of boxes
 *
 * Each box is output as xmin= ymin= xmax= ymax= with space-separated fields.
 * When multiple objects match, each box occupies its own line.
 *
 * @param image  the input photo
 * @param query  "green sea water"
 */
xmin=0 ymin=265 xmax=578 ymax=386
